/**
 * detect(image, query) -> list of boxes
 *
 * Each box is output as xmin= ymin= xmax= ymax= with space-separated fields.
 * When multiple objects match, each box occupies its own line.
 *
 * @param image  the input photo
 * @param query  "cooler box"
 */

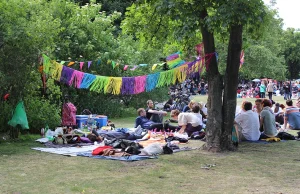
xmin=94 ymin=115 xmax=108 ymax=128
xmin=76 ymin=115 xmax=88 ymax=129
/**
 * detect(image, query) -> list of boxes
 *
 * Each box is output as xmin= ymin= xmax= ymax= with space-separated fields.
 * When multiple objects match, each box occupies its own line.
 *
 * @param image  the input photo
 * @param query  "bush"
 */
xmin=24 ymin=96 xmax=61 ymax=133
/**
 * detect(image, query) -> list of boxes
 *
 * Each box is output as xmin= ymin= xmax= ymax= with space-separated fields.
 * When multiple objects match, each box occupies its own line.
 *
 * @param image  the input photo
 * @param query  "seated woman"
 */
xmin=272 ymin=103 xmax=284 ymax=124
xmin=178 ymin=103 xmax=203 ymax=136
xmin=260 ymin=99 xmax=278 ymax=139
xmin=164 ymin=109 xmax=180 ymax=132
xmin=135 ymin=108 xmax=163 ymax=130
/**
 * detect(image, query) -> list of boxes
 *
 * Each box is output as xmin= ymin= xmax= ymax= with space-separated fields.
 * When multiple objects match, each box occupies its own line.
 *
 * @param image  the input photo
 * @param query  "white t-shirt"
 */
xmin=178 ymin=112 xmax=202 ymax=127
xmin=272 ymin=107 xmax=283 ymax=116
xmin=235 ymin=110 xmax=260 ymax=141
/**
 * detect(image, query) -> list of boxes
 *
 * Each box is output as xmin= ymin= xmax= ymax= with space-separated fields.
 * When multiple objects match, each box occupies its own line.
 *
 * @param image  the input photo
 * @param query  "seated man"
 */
xmin=283 ymin=99 xmax=300 ymax=130
xmin=178 ymin=104 xmax=203 ymax=136
xmin=234 ymin=102 xmax=260 ymax=141
xmin=146 ymin=100 xmax=167 ymax=123
xmin=135 ymin=108 xmax=163 ymax=130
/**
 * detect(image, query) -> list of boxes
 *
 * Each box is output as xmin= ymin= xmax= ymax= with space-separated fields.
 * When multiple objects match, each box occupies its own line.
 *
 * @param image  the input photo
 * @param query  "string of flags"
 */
xmin=41 ymin=52 xmax=215 ymax=95
xmin=56 ymin=52 xmax=185 ymax=72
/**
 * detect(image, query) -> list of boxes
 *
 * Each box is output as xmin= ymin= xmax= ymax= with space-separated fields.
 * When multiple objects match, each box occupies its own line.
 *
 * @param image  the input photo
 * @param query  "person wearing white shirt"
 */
xmin=234 ymin=102 xmax=260 ymax=141
xmin=178 ymin=104 xmax=203 ymax=136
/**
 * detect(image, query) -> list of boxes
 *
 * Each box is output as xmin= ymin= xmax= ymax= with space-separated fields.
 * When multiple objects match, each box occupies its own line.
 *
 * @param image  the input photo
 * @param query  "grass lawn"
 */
xmin=1 ymin=95 xmax=300 ymax=194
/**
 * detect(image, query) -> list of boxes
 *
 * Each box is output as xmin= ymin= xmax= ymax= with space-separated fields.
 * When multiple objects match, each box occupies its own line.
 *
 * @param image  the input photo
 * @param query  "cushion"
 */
xmin=80 ymin=137 xmax=92 ymax=143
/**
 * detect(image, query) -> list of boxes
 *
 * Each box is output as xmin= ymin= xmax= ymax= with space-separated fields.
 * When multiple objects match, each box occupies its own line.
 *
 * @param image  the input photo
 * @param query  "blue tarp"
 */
xmin=77 ymin=152 xmax=157 ymax=162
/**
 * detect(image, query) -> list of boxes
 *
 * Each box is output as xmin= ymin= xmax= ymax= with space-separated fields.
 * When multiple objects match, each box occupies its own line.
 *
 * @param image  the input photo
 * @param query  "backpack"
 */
xmin=53 ymin=135 xmax=68 ymax=145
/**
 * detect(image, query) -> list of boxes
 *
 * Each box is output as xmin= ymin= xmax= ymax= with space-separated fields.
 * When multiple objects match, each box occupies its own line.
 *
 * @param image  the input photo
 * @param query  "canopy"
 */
xmin=252 ymin=79 xmax=261 ymax=82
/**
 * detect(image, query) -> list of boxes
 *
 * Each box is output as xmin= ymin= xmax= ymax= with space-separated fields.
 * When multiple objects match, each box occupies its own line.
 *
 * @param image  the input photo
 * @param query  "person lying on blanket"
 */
xmin=135 ymin=108 xmax=164 ymax=130
xmin=178 ymin=103 xmax=203 ymax=136
xmin=87 ymin=129 xmax=103 ymax=142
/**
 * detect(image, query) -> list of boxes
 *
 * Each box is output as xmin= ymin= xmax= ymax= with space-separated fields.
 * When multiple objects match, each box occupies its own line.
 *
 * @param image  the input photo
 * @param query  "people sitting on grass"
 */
xmin=178 ymin=103 xmax=203 ymax=136
xmin=146 ymin=100 xmax=167 ymax=123
xmin=164 ymin=109 xmax=180 ymax=132
xmin=135 ymin=108 xmax=163 ymax=130
xmin=259 ymin=99 xmax=278 ymax=139
xmin=283 ymin=99 xmax=300 ymax=130
xmin=273 ymin=103 xmax=284 ymax=125
xmin=234 ymin=101 xmax=260 ymax=141
xmin=253 ymin=98 xmax=263 ymax=116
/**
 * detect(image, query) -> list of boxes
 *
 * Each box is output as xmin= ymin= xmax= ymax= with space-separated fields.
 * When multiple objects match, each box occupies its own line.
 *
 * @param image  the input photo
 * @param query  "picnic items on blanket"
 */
xmin=53 ymin=135 xmax=68 ymax=145
xmin=104 ymin=139 xmax=142 ymax=155
xmin=261 ymin=137 xmax=281 ymax=142
xmin=141 ymin=142 xmax=163 ymax=155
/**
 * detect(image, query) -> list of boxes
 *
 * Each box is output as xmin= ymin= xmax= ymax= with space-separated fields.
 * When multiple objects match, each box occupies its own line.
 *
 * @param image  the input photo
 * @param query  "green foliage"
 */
xmin=282 ymin=28 xmax=300 ymax=79
xmin=24 ymin=96 xmax=61 ymax=133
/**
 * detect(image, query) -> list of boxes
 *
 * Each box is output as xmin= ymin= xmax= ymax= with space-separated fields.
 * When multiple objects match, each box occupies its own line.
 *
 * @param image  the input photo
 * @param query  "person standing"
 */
xmin=259 ymin=82 xmax=266 ymax=98
xmin=266 ymin=80 xmax=274 ymax=100
xmin=284 ymin=82 xmax=291 ymax=100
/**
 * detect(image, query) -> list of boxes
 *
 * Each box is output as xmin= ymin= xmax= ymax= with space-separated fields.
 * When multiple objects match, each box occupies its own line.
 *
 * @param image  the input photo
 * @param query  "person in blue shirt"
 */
xmin=135 ymin=108 xmax=163 ymax=130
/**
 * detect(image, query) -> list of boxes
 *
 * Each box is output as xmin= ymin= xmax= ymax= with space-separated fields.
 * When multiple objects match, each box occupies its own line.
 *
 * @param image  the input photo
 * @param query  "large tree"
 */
xmin=123 ymin=0 xmax=267 ymax=151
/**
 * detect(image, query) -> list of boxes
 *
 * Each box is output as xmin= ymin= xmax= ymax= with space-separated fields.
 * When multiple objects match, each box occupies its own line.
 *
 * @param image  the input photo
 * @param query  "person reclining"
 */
xmin=234 ymin=101 xmax=260 ymax=141
xmin=283 ymin=99 xmax=300 ymax=130
xmin=135 ymin=108 xmax=163 ymax=130
xmin=178 ymin=103 xmax=203 ymax=136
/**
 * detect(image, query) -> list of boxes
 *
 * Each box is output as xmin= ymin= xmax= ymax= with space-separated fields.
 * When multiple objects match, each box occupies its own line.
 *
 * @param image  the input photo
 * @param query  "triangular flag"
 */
xmin=130 ymin=65 xmax=138 ymax=71
xmin=116 ymin=63 xmax=119 ymax=68
xmin=97 ymin=59 xmax=101 ymax=65
xmin=152 ymin=64 xmax=158 ymax=71
xmin=60 ymin=61 xmax=66 ymax=65
xmin=88 ymin=61 xmax=92 ymax=69
xmin=107 ymin=60 xmax=111 ymax=65
xmin=240 ymin=50 xmax=244 ymax=69
xmin=112 ymin=61 xmax=116 ymax=69
xmin=67 ymin=62 xmax=75 ymax=67
xmin=79 ymin=62 xmax=84 ymax=71
xmin=124 ymin=65 xmax=128 ymax=71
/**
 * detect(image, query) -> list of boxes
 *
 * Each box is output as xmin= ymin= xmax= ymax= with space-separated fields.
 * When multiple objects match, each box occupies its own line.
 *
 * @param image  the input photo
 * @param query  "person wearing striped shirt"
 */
xmin=283 ymin=100 xmax=300 ymax=130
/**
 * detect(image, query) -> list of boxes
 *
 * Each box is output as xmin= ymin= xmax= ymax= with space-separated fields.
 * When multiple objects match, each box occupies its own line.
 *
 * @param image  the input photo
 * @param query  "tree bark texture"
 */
xmin=221 ymin=24 xmax=243 ymax=150
xmin=200 ymin=10 xmax=223 ymax=152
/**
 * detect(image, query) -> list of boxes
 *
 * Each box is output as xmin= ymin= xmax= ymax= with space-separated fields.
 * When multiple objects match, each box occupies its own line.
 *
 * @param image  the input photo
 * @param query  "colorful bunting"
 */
xmin=240 ymin=50 xmax=245 ymax=69
xmin=79 ymin=62 xmax=84 ymax=71
xmin=42 ymin=52 xmax=206 ymax=95
xmin=124 ymin=65 xmax=129 ymax=71
xmin=67 ymin=62 xmax=75 ymax=67
xmin=88 ymin=61 xmax=92 ymax=69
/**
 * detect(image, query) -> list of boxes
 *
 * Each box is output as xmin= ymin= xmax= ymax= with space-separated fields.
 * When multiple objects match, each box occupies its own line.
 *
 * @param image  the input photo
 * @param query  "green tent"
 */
xmin=8 ymin=100 xmax=29 ymax=129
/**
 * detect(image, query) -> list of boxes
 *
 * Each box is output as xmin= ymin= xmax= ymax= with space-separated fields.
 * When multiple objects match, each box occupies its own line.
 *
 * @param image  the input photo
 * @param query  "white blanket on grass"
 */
xmin=32 ymin=145 xmax=99 ymax=157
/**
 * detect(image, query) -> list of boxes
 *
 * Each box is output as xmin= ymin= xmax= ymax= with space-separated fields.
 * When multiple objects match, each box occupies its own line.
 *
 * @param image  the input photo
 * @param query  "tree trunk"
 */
xmin=200 ymin=9 xmax=223 ymax=152
xmin=221 ymin=24 xmax=243 ymax=150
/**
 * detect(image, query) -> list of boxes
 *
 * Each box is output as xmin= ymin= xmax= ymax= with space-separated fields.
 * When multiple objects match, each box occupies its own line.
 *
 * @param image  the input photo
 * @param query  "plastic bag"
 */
xmin=174 ymin=132 xmax=188 ymax=139
xmin=7 ymin=100 xmax=29 ymax=129
xmin=141 ymin=142 xmax=163 ymax=155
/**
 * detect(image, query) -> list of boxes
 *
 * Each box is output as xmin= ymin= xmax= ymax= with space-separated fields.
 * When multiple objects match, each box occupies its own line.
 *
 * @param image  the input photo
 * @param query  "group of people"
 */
xmin=237 ymin=80 xmax=300 ymax=100
xmin=235 ymin=98 xmax=300 ymax=141
xmin=135 ymin=100 xmax=207 ymax=137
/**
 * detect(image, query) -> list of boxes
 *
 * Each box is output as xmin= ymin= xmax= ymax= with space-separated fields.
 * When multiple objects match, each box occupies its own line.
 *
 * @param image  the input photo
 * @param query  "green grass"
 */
xmin=1 ymin=136 xmax=300 ymax=193
xmin=1 ymin=95 xmax=300 ymax=194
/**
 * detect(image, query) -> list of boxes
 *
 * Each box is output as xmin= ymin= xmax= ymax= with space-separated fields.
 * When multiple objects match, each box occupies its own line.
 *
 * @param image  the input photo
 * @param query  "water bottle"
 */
xmin=41 ymin=128 xmax=45 ymax=137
